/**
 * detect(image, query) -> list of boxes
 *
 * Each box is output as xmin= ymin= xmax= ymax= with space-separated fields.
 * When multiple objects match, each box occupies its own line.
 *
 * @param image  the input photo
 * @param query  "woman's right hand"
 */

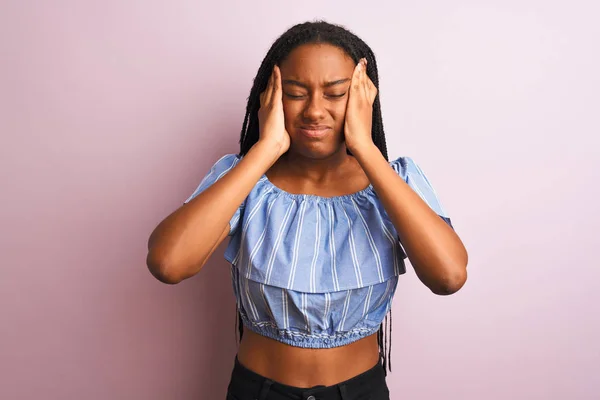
xmin=257 ymin=65 xmax=290 ymax=157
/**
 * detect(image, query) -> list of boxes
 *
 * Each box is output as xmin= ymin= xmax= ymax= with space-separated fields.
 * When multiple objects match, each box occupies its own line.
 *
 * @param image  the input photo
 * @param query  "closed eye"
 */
xmin=284 ymin=93 xmax=306 ymax=99
xmin=284 ymin=93 xmax=347 ymax=100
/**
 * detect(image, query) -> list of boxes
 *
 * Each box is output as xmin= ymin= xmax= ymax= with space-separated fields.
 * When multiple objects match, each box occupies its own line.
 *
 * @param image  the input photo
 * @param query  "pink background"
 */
xmin=1 ymin=1 xmax=599 ymax=399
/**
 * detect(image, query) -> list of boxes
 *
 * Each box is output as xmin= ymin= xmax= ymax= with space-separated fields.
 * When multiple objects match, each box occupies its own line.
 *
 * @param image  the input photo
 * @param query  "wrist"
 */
xmin=346 ymin=137 xmax=377 ymax=157
xmin=253 ymin=139 xmax=286 ymax=164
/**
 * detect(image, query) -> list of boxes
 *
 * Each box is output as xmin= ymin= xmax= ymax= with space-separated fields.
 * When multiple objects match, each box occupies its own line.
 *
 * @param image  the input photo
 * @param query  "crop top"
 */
xmin=184 ymin=153 xmax=453 ymax=349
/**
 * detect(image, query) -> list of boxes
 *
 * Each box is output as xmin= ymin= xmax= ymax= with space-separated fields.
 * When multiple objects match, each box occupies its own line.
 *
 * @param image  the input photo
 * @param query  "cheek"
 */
xmin=333 ymin=100 xmax=349 ymax=125
xmin=282 ymin=101 xmax=300 ymax=125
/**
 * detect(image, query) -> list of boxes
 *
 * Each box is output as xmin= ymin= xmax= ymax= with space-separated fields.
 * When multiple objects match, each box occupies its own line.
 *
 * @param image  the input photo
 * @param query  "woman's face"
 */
xmin=279 ymin=43 xmax=356 ymax=159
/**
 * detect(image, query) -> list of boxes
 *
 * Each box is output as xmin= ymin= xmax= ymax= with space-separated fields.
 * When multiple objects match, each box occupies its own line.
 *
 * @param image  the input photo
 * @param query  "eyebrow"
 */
xmin=282 ymin=78 xmax=351 ymax=88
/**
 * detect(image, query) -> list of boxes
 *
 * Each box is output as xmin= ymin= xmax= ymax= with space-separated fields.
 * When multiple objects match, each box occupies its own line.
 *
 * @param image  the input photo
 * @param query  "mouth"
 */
xmin=297 ymin=125 xmax=331 ymax=139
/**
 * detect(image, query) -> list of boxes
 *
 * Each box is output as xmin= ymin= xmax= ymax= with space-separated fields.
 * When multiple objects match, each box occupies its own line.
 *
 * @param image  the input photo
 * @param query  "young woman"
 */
xmin=147 ymin=20 xmax=468 ymax=400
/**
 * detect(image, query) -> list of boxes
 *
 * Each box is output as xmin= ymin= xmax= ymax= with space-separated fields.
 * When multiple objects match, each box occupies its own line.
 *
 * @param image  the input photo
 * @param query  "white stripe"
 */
xmin=309 ymin=207 xmax=321 ymax=292
xmin=351 ymin=199 xmax=384 ymax=282
xmin=232 ymin=187 xmax=275 ymax=265
xmin=413 ymin=160 xmax=441 ymax=198
xmin=328 ymin=203 xmax=340 ymax=291
xmin=245 ymin=320 xmax=374 ymax=338
xmin=407 ymin=171 xmax=430 ymax=207
xmin=324 ymin=292 xmax=331 ymax=328
xmin=260 ymin=284 xmax=274 ymax=320
xmin=414 ymin=166 xmax=447 ymax=215
xmin=287 ymin=201 xmax=307 ymax=289
xmin=244 ymin=278 xmax=259 ymax=320
xmin=245 ymin=193 xmax=280 ymax=278
xmin=373 ymin=279 xmax=392 ymax=310
xmin=282 ymin=289 xmax=289 ymax=329
xmin=215 ymin=158 xmax=238 ymax=181
xmin=265 ymin=202 xmax=296 ymax=283
xmin=229 ymin=213 xmax=241 ymax=234
xmin=215 ymin=157 xmax=241 ymax=233
xmin=302 ymin=293 xmax=310 ymax=332
xmin=341 ymin=205 xmax=363 ymax=287
xmin=196 ymin=155 xmax=234 ymax=190
xmin=373 ymin=205 xmax=400 ymax=276
xmin=363 ymin=285 xmax=374 ymax=318
xmin=338 ymin=290 xmax=352 ymax=331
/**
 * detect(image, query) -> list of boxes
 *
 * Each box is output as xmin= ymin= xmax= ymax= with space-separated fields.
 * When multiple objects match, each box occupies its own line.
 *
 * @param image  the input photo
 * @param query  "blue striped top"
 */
xmin=185 ymin=154 xmax=453 ymax=348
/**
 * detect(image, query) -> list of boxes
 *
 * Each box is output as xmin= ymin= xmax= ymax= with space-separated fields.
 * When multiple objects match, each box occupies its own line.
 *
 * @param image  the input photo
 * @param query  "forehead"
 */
xmin=279 ymin=43 xmax=355 ymax=80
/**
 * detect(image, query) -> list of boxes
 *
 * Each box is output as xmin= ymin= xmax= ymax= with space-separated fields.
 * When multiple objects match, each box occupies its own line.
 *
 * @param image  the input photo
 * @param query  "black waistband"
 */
xmin=228 ymin=355 xmax=386 ymax=400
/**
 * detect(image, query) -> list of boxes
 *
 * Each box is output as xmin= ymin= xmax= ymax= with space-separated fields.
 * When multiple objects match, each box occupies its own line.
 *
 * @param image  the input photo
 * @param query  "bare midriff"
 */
xmin=236 ymin=329 xmax=380 ymax=388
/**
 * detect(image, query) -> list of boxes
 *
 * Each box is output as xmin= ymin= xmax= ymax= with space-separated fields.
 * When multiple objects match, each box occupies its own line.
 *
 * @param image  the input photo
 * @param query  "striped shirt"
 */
xmin=185 ymin=154 xmax=453 ymax=348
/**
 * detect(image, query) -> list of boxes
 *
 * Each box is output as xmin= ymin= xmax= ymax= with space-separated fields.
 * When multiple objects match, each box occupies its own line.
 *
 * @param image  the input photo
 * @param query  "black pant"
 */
xmin=226 ymin=356 xmax=390 ymax=400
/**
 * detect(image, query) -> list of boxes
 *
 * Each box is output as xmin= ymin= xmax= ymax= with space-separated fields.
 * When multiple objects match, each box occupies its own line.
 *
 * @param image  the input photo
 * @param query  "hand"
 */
xmin=343 ymin=58 xmax=378 ymax=154
xmin=258 ymin=65 xmax=291 ymax=158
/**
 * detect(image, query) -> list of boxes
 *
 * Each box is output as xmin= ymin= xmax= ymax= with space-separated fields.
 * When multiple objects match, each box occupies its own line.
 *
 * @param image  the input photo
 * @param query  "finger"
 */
xmin=360 ymin=59 xmax=377 ymax=103
xmin=363 ymin=62 xmax=377 ymax=101
xmin=361 ymin=60 xmax=370 ymax=100
xmin=261 ymin=68 xmax=275 ymax=107
xmin=271 ymin=65 xmax=282 ymax=104
xmin=267 ymin=68 xmax=275 ymax=101
xmin=351 ymin=60 xmax=362 ymax=94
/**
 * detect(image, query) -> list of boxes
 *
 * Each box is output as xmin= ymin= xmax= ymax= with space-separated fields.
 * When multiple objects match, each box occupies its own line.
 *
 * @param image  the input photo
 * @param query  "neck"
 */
xmin=281 ymin=146 xmax=351 ymax=182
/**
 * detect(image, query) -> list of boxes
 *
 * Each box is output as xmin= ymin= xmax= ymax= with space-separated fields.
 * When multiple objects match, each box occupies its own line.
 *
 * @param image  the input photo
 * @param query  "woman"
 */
xmin=147 ymin=20 xmax=468 ymax=400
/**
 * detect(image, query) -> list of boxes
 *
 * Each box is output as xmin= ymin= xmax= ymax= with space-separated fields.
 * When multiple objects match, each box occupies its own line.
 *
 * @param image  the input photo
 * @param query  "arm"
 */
xmin=147 ymin=65 xmax=289 ymax=284
xmin=344 ymin=58 xmax=467 ymax=295
xmin=353 ymin=144 xmax=468 ymax=295
xmin=146 ymin=140 xmax=282 ymax=284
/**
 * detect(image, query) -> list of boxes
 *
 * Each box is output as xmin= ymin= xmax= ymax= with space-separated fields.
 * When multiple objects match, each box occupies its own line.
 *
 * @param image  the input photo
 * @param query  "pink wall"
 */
xmin=2 ymin=1 xmax=599 ymax=399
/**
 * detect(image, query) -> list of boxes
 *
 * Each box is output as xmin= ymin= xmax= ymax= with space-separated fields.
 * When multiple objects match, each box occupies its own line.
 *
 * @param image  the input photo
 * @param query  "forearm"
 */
xmin=147 ymin=140 xmax=282 ymax=283
xmin=353 ymin=144 xmax=468 ymax=295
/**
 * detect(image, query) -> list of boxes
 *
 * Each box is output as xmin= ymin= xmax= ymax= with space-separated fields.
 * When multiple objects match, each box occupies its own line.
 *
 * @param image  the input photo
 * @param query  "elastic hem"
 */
xmin=240 ymin=314 xmax=380 ymax=349
xmin=257 ymin=176 xmax=376 ymax=202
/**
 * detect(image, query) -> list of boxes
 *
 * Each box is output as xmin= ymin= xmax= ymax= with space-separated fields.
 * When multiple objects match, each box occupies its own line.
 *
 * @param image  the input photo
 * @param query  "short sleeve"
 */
xmin=184 ymin=153 xmax=244 ymax=236
xmin=390 ymin=156 xmax=454 ymax=229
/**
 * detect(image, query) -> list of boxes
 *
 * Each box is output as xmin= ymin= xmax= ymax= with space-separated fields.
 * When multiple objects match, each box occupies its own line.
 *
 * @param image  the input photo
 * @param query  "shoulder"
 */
xmin=388 ymin=156 xmax=423 ymax=180
xmin=202 ymin=153 xmax=243 ymax=176
xmin=389 ymin=155 xmax=451 ymax=221
xmin=212 ymin=153 xmax=242 ymax=168
xmin=186 ymin=153 xmax=243 ymax=200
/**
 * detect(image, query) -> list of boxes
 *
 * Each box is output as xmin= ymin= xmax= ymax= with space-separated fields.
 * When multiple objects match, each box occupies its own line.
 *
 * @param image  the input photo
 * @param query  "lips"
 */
xmin=297 ymin=125 xmax=331 ymax=139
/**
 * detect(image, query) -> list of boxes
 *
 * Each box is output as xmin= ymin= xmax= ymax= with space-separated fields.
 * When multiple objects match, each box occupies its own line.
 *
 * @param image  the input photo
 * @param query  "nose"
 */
xmin=302 ymin=94 xmax=325 ymax=121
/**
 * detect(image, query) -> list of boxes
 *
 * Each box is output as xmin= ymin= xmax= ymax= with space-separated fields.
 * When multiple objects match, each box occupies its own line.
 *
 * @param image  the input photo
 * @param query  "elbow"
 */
xmin=430 ymin=266 xmax=468 ymax=296
xmin=146 ymin=251 xmax=185 ymax=285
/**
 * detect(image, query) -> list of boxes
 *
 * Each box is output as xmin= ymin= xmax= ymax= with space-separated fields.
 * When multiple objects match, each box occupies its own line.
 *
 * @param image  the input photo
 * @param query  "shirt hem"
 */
xmin=240 ymin=316 xmax=381 ymax=349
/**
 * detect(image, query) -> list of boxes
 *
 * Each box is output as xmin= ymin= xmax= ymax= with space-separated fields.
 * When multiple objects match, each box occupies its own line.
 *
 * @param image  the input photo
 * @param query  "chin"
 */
xmin=288 ymin=139 xmax=346 ymax=159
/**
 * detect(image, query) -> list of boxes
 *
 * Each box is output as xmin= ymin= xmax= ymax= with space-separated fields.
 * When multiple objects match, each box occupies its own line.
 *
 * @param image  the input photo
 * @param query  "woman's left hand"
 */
xmin=343 ymin=58 xmax=378 ymax=153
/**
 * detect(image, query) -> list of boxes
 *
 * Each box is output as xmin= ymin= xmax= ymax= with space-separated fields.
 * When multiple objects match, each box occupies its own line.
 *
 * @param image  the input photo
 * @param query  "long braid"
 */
xmin=236 ymin=20 xmax=394 ymax=375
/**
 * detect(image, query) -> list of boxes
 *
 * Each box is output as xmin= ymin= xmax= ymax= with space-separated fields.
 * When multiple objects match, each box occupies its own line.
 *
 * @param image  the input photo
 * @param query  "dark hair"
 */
xmin=238 ymin=20 xmax=389 ymax=162
xmin=236 ymin=20 xmax=394 ymax=376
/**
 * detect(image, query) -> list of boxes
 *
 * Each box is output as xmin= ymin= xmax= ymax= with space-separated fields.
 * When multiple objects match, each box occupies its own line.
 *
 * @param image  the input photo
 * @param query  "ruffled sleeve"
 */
xmin=390 ymin=157 xmax=453 ymax=229
xmin=184 ymin=153 xmax=244 ymax=236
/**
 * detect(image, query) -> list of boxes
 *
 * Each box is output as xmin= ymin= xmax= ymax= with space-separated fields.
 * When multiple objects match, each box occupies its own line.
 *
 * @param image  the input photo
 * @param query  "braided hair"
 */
xmin=235 ymin=20 xmax=394 ymax=375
